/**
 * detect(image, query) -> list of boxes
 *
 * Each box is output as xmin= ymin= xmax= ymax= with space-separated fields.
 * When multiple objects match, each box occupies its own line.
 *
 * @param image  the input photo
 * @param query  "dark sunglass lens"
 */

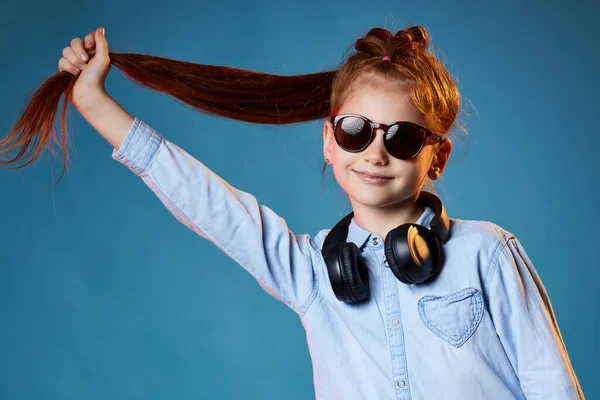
xmin=335 ymin=117 xmax=371 ymax=151
xmin=385 ymin=124 xmax=424 ymax=159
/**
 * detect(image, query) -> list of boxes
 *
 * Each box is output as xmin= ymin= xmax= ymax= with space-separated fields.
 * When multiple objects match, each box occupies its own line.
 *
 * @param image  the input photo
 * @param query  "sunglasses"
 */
xmin=329 ymin=113 xmax=446 ymax=160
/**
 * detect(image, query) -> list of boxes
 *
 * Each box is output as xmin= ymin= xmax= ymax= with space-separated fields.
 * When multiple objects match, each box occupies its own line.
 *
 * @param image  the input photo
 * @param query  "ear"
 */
xmin=437 ymin=137 xmax=452 ymax=173
xmin=429 ymin=138 xmax=453 ymax=179
xmin=323 ymin=120 xmax=334 ymax=162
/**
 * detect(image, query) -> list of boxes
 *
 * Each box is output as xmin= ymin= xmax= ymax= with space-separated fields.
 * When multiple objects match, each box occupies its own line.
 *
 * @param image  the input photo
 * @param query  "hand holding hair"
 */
xmin=58 ymin=27 xmax=111 ymax=109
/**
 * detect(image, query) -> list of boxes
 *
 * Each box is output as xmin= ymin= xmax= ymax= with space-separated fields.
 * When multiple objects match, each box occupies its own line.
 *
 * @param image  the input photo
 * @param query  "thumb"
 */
xmin=93 ymin=27 xmax=108 ymax=58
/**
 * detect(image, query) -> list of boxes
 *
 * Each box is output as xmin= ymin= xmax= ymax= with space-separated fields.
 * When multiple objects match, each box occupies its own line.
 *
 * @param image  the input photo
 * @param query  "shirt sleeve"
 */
xmin=486 ymin=235 xmax=585 ymax=399
xmin=111 ymin=117 xmax=320 ymax=318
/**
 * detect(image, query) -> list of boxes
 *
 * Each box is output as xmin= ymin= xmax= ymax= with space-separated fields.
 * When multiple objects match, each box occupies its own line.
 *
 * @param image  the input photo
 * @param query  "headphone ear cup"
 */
xmin=325 ymin=243 xmax=369 ymax=303
xmin=385 ymin=224 xmax=442 ymax=285
xmin=384 ymin=225 xmax=415 ymax=284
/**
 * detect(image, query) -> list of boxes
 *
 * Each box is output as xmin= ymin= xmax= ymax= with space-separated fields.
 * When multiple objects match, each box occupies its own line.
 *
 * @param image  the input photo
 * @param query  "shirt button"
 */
xmin=372 ymin=237 xmax=379 ymax=245
xmin=397 ymin=380 xmax=406 ymax=388
xmin=390 ymin=317 xmax=399 ymax=326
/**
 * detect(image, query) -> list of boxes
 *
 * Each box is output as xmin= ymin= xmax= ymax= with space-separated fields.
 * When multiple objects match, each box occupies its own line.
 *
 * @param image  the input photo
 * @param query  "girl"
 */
xmin=1 ymin=25 xmax=584 ymax=399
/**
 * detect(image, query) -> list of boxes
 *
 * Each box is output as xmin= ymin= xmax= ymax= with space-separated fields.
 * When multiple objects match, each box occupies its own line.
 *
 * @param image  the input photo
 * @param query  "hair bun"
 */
xmin=393 ymin=26 xmax=429 ymax=53
xmin=354 ymin=28 xmax=391 ymax=56
xmin=364 ymin=27 xmax=394 ymax=42
xmin=354 ymin=26 xmax=429 ymax=60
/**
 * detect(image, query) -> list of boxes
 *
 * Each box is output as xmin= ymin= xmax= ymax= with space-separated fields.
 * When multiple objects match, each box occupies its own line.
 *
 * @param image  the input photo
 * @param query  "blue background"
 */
xmin=1 ymin=0 xmax=597 ymax=398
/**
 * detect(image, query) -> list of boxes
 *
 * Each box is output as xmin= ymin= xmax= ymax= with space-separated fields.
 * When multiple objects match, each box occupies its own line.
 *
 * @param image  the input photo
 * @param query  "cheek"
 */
xmin=332 ymin=152 xmax=355 ymax=175
xmin=401 ymin=158 xmax=431 ymax=185
xmin=330 ymin=154 xmax=355 ymax=185
xmin=331 ymin=162 xmax=346 ymax=183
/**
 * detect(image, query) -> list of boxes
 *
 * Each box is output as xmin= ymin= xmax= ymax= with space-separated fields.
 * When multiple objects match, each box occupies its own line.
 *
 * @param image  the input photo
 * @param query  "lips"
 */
xmin=354 ymin=170 xmax=394 ymax=179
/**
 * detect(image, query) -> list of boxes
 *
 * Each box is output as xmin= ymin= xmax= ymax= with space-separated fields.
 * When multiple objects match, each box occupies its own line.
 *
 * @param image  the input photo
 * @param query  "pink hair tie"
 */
xmin=382 ymin=56 xmax=391 ymax=61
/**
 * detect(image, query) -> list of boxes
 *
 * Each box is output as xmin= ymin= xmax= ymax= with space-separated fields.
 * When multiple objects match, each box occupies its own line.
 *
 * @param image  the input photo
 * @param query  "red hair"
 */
xmin=1 ymin=26 xmax=468 ymax=189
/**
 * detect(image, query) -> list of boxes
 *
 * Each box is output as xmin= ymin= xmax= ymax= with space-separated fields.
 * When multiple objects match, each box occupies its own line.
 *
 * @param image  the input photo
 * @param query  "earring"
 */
xmin=325 ymin=158 xmax=331 ymax=165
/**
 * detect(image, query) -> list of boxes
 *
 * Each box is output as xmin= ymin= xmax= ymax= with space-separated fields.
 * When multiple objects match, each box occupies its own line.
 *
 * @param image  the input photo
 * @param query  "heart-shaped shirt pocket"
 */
xmin=418 ymin=287 xmax=484 ymax=348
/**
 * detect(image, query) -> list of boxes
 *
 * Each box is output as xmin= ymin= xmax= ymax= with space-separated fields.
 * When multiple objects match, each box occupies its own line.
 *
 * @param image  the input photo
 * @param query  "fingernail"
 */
xmin=80 ymin=54 xmax=87 ymax=61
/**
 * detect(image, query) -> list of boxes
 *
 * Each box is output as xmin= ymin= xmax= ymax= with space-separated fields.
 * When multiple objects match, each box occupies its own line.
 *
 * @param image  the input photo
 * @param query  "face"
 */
xmin=323 ymin=84 xmax=447 ymax=213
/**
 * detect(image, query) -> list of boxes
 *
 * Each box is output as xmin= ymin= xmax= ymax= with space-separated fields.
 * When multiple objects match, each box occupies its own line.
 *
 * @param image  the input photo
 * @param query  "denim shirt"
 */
xmin=112 ymin=118 xmax=584 ymax=400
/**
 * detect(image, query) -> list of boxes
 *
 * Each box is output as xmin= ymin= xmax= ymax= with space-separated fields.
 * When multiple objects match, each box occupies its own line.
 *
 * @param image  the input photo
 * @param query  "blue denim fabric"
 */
xmin=112 ymin=117 xmax=584 ymax=400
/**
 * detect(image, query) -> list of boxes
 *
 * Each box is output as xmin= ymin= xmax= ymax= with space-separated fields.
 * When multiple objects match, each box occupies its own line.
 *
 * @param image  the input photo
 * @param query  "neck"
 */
xmin=351 ymin=196 xmax=425 ymax=241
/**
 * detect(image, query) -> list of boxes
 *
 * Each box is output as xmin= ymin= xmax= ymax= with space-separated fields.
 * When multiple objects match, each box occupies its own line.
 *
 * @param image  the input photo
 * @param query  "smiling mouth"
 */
xmin=354 ymin=171 xmax=395 ymax=186
xmin=354 ymin=171 xmax=394 ymax=179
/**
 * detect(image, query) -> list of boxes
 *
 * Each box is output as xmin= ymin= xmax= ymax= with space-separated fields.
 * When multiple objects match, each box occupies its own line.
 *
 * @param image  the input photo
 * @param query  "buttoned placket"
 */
xmin=368 ymin=234 xmax=412 ymax=399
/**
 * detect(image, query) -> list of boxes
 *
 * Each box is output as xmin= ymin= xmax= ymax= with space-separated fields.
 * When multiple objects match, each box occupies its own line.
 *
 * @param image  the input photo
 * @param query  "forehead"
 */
xmin=337 ymin=82 xmax=424 ymax=125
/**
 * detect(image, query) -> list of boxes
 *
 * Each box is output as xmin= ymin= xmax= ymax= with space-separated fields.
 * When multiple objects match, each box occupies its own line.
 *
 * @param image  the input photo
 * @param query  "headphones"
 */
xmin=320 ymin=191 xmax=450 ymax=303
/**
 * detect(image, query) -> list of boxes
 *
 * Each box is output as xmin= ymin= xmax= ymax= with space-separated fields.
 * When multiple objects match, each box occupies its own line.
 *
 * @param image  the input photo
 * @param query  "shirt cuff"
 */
xmin=111 ymin=117 xmax=164 ymax=175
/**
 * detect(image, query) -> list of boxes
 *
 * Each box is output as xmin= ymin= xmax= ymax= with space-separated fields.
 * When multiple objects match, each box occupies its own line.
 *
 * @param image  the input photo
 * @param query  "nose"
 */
xmin=362 ymin=128 xmax=389 ymax=164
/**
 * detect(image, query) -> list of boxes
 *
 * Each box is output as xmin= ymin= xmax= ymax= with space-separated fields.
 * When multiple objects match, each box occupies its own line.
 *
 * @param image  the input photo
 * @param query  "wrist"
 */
xmin=73 ymin=87 xmax=109 ymax=113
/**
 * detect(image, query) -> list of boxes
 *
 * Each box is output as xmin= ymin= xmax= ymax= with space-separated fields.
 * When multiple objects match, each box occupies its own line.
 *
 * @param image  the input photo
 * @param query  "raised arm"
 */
xmin=77 ymin=92 xmax=320 ymax=318
xmin=77 ymin=91 xmax=133 ymax=150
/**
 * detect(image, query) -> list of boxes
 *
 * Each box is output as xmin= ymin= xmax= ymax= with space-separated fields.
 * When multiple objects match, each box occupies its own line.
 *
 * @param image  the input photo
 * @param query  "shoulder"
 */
xmin=311 ymin=217 xmax=517 ymax=253
xmin=448 ymin=216 xmax=516 ymax=250
xmin=446 ymin=217 xmax=520 ymax=282
xmin=310 ymin=217 xmax=520 ymax=266
xmin=311 ymin=228 xmax=332 ymax=252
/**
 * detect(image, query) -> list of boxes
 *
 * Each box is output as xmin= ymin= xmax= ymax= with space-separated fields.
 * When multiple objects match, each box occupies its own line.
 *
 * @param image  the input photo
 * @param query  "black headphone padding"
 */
xmin=321 ymin=191 xmax=450 ymax=303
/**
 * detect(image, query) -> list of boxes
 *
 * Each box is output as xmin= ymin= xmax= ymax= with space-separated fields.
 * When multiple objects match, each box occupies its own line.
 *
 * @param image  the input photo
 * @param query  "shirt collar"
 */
xmin=346 ymin=206 xmax=436 ymax=250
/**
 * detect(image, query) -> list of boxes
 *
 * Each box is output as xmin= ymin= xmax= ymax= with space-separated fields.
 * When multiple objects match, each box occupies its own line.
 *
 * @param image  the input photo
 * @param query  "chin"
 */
xmin=349 ymin=191 xmax=400 ymax=208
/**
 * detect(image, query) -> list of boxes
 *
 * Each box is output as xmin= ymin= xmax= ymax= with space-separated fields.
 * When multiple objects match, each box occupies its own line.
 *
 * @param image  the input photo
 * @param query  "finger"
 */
xmin=84 ymin=31 xmax=96 ymax=51
xmin=58 ymin=57 xmax=80 ymax=76
xmin=62 ymin=46 xmax=87 ymax=71
xmin=70 ymin=37 xmax=88 ymax=62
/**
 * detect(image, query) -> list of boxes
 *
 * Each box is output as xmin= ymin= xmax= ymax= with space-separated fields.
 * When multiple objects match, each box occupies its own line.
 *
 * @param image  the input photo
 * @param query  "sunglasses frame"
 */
xmin=329 ymin=113 xmax=446 ymax=159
